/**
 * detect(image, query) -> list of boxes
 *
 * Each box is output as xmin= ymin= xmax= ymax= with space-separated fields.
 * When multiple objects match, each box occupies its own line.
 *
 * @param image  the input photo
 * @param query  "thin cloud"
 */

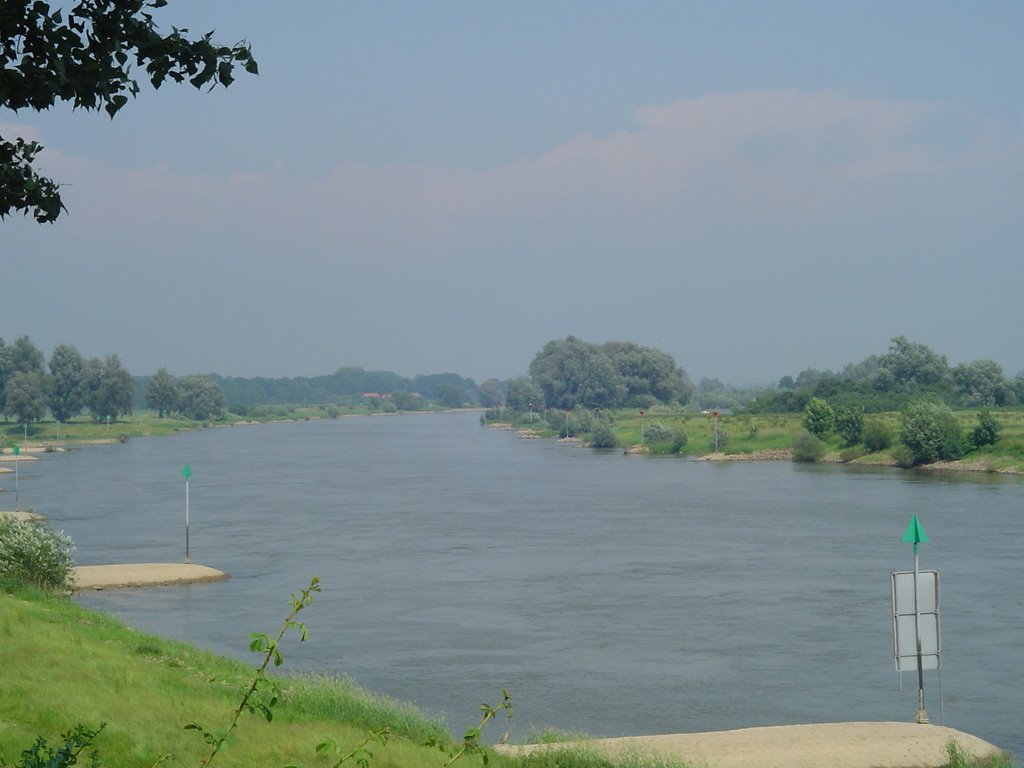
xmin=27 ymin=89 xmax=1023 ymax=259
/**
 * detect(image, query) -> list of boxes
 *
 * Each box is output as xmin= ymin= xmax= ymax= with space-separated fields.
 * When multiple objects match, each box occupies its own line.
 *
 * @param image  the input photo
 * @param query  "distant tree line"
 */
xmin=0 ymin=336 xmax=226 ymax=424
xmin=0 ymin=336 xmax=133 ymax=424
xmin=206 ymin=367 xmax=480 ymax=409
xmin=748 ymin=336 xmax=1024 ymax=414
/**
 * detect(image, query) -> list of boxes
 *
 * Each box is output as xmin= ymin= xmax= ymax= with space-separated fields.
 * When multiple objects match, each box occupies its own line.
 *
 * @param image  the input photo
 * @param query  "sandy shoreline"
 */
xmin=497 ymin=722 xmax=1002 ymax=768
xmin=0 ymin=510 xmax=47 ymax=522
xmin=72 ymin=563 xmax=229 ymax=589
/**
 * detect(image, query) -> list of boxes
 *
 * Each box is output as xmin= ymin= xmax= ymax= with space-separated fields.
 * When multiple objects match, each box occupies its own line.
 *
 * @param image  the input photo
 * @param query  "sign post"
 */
xmin=639 ymin=410 xmax=646 ymax=445
xmin=182 ymin=464 xmax=192 ymax=564
xmin=893 ymin=514 xmax=939 ymax=724
xmin=12 ymin=444 xmax=20 ymax=511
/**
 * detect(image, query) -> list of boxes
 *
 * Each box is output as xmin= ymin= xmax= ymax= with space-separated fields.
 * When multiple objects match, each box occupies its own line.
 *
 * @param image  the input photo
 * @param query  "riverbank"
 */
xmin=500 ymin=722 xmax=1003 ymax=768
xmin=490 ymin=415 xmax=1024 ymax=475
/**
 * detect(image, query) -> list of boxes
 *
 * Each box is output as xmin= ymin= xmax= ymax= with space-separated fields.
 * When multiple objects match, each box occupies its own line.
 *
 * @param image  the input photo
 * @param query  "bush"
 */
xmin=970 ymin=410 xmax=1001 ymax=449
xmin=708 ymin=426 xmax=729 ymax=451
xmin=589 ymin=420 xmax=616 ymax=448
xmin=791 ymin=430 xmax=826 ymax=462
xmin=839 ymin=445 xmax=865 ymax=463
xmin=0 ymin=518 xmax=76 ymax=590
xmin=900 ymin=400 xmax=964 ymax=465
xmin=644 ymin=422 xmax=670 ymax=442
xmin=891 ymin=444 xmax=916 ymax=468
xmin=834 ymin=406 xmax=864 ymax=447
xmin=862 ymin=419 xmax=895 ymax=452
xmin=802 ymin=397 xmax=835 ymax=437
xmin=670 ymin=428 xmax=688 ymax=454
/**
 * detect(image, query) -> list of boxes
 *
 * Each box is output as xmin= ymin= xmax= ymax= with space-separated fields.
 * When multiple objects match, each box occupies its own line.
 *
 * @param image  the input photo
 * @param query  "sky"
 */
xmin=3 ymin=1 xmax=1023 ymax=385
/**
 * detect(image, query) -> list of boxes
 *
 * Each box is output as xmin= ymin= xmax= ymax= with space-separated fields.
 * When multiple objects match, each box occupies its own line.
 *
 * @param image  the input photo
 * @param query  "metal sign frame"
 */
xmin=891 ymin=569 xmax=941 ymax=671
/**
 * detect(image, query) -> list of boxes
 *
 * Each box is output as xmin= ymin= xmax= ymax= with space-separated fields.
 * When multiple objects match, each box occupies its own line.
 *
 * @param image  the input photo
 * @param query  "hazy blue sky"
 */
xmin=3 ymin=1 xmax=1022 ymax=384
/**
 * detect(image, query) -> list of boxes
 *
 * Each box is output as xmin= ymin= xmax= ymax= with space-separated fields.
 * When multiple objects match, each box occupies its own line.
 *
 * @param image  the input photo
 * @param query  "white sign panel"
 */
xmin=891 ymin=570 xmax=941 ymax=671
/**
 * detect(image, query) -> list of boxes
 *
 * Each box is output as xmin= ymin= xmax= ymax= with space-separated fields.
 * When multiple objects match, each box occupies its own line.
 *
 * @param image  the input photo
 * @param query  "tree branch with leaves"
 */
xmin=0 ymin=0 xmax=257 ymax=222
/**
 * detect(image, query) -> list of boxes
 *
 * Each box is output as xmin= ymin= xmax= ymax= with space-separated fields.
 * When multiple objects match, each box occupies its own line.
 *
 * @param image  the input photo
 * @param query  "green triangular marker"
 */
xmin=12 ymin=445 xmax=19 ymax=456
xmin=901 ymin=514 xmax=928 ymax=552
xmin=182 ymin=464 xmax=192 ymax=479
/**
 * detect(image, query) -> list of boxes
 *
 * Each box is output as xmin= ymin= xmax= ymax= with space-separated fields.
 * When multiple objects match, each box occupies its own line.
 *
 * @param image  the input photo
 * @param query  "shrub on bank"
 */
xmin=862 ymin=419 xmax=895 ymax=452
xmin=0 ymin=518 xmax=76 ymax=591
xmin=791 ymin=430 xmax=826 ymax=462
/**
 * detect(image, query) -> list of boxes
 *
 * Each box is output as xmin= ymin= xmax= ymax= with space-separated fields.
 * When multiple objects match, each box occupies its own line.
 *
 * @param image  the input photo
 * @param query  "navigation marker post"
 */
xmin=182 ymin=464 xmax=192 ymax=564
xmin=12 ymin=444 xmax=20 ymax=511
xmin=892 ymin=514 xmax=942 ymax=724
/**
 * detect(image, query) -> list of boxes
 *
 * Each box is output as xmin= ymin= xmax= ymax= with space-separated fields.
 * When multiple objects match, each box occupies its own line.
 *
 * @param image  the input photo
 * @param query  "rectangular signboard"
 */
xmin=891 ymin=570 xmax=941 ymax=671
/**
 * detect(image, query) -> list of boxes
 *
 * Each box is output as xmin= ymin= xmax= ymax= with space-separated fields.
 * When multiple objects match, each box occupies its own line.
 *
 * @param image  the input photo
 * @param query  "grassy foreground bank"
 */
xmin=0 ymin=586 xmax=691 ymax=768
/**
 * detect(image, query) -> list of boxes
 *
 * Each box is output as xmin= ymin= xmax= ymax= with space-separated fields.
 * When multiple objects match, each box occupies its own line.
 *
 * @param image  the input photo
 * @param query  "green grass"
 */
xmin=0 ymin=586 xmax=695 ymax=768
xmin=498 ymin=407 xmax=1024 ymax=472
xmin=945 ymin=737 xmax=1015 ymax=768
xmin=0 ymin=585 xmax=458 ymax=768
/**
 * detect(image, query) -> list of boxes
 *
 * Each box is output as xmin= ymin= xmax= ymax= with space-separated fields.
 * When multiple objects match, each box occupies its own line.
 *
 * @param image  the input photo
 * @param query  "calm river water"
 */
xmin=16 ymin=412 xmax=1023 ymax=754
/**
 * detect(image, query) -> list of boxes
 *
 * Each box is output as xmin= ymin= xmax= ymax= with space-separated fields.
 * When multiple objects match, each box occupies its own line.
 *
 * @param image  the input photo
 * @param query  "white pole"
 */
xmin=185 ymin=478 xmax=191 ymax=564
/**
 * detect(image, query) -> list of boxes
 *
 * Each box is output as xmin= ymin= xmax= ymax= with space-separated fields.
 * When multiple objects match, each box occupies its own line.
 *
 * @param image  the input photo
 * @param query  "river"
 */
xmin=15 ymin=412 xmax=1023 ymax=755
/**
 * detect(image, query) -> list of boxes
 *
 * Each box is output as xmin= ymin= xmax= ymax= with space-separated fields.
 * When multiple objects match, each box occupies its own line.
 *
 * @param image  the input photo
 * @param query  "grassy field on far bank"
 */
xmin=0 ymin=405 xmax=405 ymax=449
xmin=504 ymin=407 xmax=1024 ymax=473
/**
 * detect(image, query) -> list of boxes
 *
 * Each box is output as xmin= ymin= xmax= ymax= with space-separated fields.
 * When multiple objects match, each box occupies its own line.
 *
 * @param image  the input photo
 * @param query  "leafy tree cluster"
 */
xmin=145 ymin=369 xmax=225 ymax=420
xmin=0 ymin=336 xmax=134 ymax=423
xmin=1 ymin=0 xmax=257 ymax=222
xmin=527 ymin=336 xmax=693 ymax=410
xmin=751 ymin=336 xmax=1024 ymax=414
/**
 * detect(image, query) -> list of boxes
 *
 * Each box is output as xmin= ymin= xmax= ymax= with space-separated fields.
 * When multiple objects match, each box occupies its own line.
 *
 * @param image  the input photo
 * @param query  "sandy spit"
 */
xmin=497 ymin=722 xmax=1002 ymax=768
xmin=72 ymin=563 xmax=229 ymax=590
xmin=0 ymin=510 xmax=47 ymax=522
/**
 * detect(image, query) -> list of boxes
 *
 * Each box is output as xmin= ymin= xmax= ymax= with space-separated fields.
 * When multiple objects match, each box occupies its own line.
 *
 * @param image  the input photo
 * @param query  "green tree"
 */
xmin=1 ymin=0 xmax=257 ymax=222
xmin=802 ymin=397 xmax=835 ymax=437
xmin=600 ymin=341 xmax=693 ymax=405
xmin=952 ymin=360 xmax=1011 ymax=407
xmin=1013 ymin=372 xmax=1024 ymax=405
xmin=970 ymin=410 xmax=1001 ymax=449
xmin=48 ymin=343 xmax=86 ymax=422
xmin=505 ymin=377 xmax=544 ymax=413
xmin=834 ymin=405 xmax=864 ymax=447
xmin=528 ymin=336 xmax=626 ymax=409
xmin=1 ymin=335 xmax=46 ymax=414
xmin=477 ymin=378 xmax=505 ymax=408
xmin=390 ymin=390 xmax=424 ymax=411
xmin=177 ymin=374 xmax=224 ymax=420
xmin=5 ymin=335 xmax=45 ymax=375
xmin=861 ymin=419 xmax=895 ymax=452
xmin=435 ymin=383 xmax=466 ymax=408
xmin=900 ymin=400 xmax=964 ymax=465
xmin=875 ymin=336 xmax=949 ymax=392
xmin=145 ymin=368 xmax=179 ymax=418
xmin=2 ymin=370 xmax=48 ymax=422
xmin=589 ymin=418 xmax=616 ymax=448
xmin=83 ymin=355 xmax=133 ymax=422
